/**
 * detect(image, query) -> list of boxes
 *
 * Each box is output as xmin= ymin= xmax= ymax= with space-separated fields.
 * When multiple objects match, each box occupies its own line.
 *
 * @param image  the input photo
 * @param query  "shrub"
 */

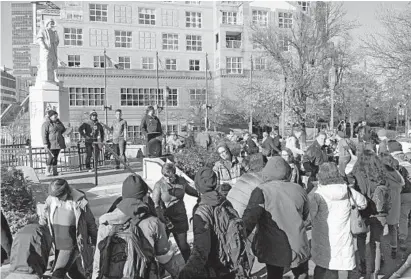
xmin=1 ymin=167 xmax=38 ymax=234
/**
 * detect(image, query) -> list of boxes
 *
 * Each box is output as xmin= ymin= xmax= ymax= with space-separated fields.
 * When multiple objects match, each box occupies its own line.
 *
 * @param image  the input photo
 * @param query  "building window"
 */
xmin=279 ymin=34 xmax=289 ymax=51
xmin=114 ymin=5 xmax=132 ymax=23
xmin=166 ymin=88 xmax=178 ymax=106
xmin=254 ymin=57 xmax=266 ymax=70
xmin=165 ymin=59 xmax=177 ymax=70
xmin=139 ymin=31 xmax=156 ymax=49
xmin=89 ymin=28 xmax=108 ymax=47
xmin=68 ymin=55 xmax=80 ymax=67
xmin=139 ymin=8 xmax=156 ymax=25
xmin=69 ymin=87 xmax=105 ymax=106
xmin=222 ymin=11 xmax=237 ymax=25
xmin=120 ymin=88 xmax=164 ymax=107
xmin=297 ymin=1 xmax=310 ymax=12
xmin=64 ymin=28 xmax=83 ymax=46
xmin=252 ymin=10 xmax=268 ymax=26
xmin=185 ymin=1 xmax=200 ymax=4
xmin=165 ymin=125 xmax=179 ymax=133
xmin=185 ymin=11 xmax=202 ymax=28
xmin=162 ymin=9 xmax=178 ymax=27
xmin=93 ymin=56 xmax=105 ymax=68
xmin=89 ymin=4 xmax=107 ymax=22
xmin=142 ymin=57 xmax=155 ymax=70
xmin=189 ymin=59 xmax=200 ymax=71
xmin=226 ymin=57 xmax=243 ymax=74
xmin=189 ymin=88 xmax=205 ymax=105
xmin=115 ymin=31 xmax=132 ymax=48
xmin=186 ymin=35 xmax=202 ymax=51
xmin=162 ymin=33 xmax=179 ymax=50
xmin=61 ymin=10 xmax=83 ymax=21
xmin=119 ymin=56 xmax=131 ymax=69
xmin=127 ymin=126 xmax=142 ymax=141
xmin=279 ymin=12 xmax=292 ymax=28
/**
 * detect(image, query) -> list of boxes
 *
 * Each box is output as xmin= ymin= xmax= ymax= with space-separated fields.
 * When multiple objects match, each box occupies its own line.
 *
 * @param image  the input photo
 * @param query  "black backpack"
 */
xmin=98 ymin=219 xmax=151 ymax=279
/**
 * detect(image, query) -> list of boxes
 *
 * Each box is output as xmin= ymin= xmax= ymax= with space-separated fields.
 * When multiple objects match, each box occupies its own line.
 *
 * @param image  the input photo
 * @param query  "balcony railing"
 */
xmin=226 ymin=40 xmax=242 ymax=49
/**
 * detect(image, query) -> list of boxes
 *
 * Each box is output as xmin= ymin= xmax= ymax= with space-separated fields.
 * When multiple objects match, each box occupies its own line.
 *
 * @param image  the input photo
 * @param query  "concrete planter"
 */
xmin=125 ymin=144 xmax=146 ymax=158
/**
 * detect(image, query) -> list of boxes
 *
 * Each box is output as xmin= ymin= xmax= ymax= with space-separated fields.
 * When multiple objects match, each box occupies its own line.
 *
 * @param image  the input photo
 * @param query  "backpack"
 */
xmin=371 ymin=185 xmax=392 ymax=216
xmin=211 ymin=201 xmax=254 ymax=278
xmin=98 ymin=219 xmax=151 ymax=279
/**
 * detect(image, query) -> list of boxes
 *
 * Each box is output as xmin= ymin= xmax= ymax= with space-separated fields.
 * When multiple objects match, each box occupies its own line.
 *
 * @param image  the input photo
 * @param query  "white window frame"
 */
xmin=222 ymin=11 xmax=237 ymax=25
xmin=115 ymin=30 xmax=132 ymax=48
xmin=189 ymin=59 xmax=200 ymax=71
xmin=69 ymin=87 xmax=105 ymax=106
xmin=279 ymin=34 xmax=290 ymax=51
xmin=166 ymin=88 xmax=178 ymax=107
xmin=297 ymin=1 xmax=310 ymax=12
xmin=89 ymin=28 xmax=108 ymax=47
xmin=165 ymin=58 xmax=177 ymax=70
xmin=93 ymin=56 xmax=105 ymax=68
xmin=114 ymin=5 xmax=132 ymax=24
xmin=185 ymin=1 xmax=200 ymax=4
xmin=185 ymin=11 xmax=202 ymax=28
xmin=186 ymin=35 xmax=202 ymax=51
xmin=252 ymin=10 xmax=268 ymax=26
xmin=89 ymin=4 xmax=107 ymax=22
xmin=67 ymin=55 xmax=80 ymax=67
xmin=119 ymin=56 xmax=131 ymax=69
xmin=61 ymin=10 xmax=83 ymax=21
xmin=226 ymin=57 xmax=243 ymax=74
xmin=127 ymin=126 xmax=143 ymax=141
xmin=162 ymin=9 xmax=178 ymax=27
xmin=142 ymin=57 xmax=155 ymax=70
xmin=189 ymin=88 xmax=206 ymax=105
xmin=120 ymin=88 xmax=164 ymax=107
xmin=254 ymin=57 xmax=266 ymax=70
xmin=138 ymin=31 xmax=156 ymax=49
xmin=279 ymin=12 xmax=292 ymax=28
xmin=64 ymin=28 xmax=83 ymax=46
xmin=162 ymin=33 xmax=179 ymax=50
xmin=139 ymin=7 xmax=156 ymax=25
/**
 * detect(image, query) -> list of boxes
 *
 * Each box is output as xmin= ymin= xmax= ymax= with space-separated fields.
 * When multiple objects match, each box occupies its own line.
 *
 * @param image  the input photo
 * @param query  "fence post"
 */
xmin=94 ymin=143 xmax=98 ymax=186
xmin=28 ymin=139 xmax=33 ymax=168
xmin=77 ymin=142 xmax=82 ymax=171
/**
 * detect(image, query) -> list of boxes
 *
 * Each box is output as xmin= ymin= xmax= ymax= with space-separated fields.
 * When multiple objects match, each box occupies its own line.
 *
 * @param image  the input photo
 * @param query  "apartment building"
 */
xmin=1 ymin=70 xmax=17 ymax=113
xmin=28 ymin=1 xmax=310 ymax=141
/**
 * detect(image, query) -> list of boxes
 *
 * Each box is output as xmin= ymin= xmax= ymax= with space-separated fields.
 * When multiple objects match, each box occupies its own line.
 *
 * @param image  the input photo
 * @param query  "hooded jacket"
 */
xmin=242 ymin=158 xmax=310 ymax=268
xmin=39 ymin=188 xmax=97 ymax=276
xmin=302 ymin=140 xmax=329 ymax=176
xmin=42 ymin=118 xmax=66 ymax=149
xmin=92 ymin=198 xmax=175 ymax=279
xmin=384 ymin=165 xmax=405 ymax=225
xmin=78 ymin=120 xmax=105 ymax=143
xmin=310 ymin=184 xmax=367 ymax=270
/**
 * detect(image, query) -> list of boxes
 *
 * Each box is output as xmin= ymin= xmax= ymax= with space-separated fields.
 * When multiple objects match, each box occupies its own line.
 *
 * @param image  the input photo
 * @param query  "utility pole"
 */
xmin=156 ymin=51 xmax=160 ymax=115
xmin=104 ymin=48 xmax=108 ymax=125
xmin=330 ymin=67 xmax=334 ymax=131
xmin=249 ymin=55 xmax=253 ymax=134
xmin=205 ymin=53 xmax=209 ymax=131
xmin=281 ymin=78 xmax=286 ymax=138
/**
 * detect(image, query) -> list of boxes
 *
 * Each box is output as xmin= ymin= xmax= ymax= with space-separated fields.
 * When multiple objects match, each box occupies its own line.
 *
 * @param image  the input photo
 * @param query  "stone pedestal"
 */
xmin=29 ymin=81 xmax=69 ymax=147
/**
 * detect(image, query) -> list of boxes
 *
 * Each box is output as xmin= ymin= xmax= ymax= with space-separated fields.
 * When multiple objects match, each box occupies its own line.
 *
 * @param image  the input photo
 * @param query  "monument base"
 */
xmin=29 ymin=81 xmax=69 ymax=148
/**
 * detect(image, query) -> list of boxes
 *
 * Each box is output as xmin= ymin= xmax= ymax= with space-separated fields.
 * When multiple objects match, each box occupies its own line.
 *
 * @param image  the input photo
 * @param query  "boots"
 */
xmin=52 ymin=166 xmax=59 ymax=176
xmin=45 ymin=166 xmax=53 ymax=177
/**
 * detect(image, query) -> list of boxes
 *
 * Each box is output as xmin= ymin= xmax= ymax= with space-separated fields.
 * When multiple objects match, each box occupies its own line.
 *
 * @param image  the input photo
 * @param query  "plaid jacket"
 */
xmin=213 ymin=157 xmax=247 ymax=186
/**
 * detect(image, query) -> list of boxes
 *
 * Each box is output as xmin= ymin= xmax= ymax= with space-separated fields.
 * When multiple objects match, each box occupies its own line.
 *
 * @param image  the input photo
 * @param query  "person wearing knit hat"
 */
xmin=39 ymin=179 xmax=97 ymax=279
xmin=78 ymin=110 xmax=105 ymax=172
xmin=95 ymin=174 xmax=178 ymax=279
xmin=42 ymin=109 xmax=66 ymax=176
xmin=242 ymin=156 xmax=310 ymax=279
xmin=335 ymin=131 xmax=354 ymax=176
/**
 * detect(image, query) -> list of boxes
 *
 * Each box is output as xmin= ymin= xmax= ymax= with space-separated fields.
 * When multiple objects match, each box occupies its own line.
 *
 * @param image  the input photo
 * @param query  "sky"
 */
xmin=1 ymin=1 xmax=409 ymax=70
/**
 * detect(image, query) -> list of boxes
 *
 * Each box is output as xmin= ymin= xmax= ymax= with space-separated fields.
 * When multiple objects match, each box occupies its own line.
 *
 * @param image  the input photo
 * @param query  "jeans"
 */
xmin=388 ymin=224 xmax=398 ymax=249
xmin=266 ymin=261 xmax=309 ymax=279
xmin=51 ymin=249 xmax=87 ymax=279
xmin=166 ymin=230 xmax=190 ymax=263
xmin=313 ymin=266 xmax=349 ymax=279
xmin=85 ymin=142 xmax=99 ymax=170
xmin=47 ymin=149 xmax=60 ymax=166
xmin=113 ymin=139 xmax=127 ymax=167
xmin=400 ymin=193 xmax=411 ymax=241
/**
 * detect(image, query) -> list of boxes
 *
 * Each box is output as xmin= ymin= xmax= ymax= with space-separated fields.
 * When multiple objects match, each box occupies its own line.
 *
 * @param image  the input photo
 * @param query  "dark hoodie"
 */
xmin=78 ymin=119 xmax=105 ymax=143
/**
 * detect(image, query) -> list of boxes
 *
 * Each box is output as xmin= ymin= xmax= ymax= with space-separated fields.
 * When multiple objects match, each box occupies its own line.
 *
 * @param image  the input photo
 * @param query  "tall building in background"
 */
xmin=1 ymin=69 xmax=17 ymax=113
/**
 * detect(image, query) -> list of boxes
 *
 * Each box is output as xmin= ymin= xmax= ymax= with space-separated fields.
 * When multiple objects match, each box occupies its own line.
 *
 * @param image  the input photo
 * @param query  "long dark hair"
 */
xmin=317 ymin=162 xmax=346 ymax=185
xmin=353 ymin=149 xmax=387 ymax=185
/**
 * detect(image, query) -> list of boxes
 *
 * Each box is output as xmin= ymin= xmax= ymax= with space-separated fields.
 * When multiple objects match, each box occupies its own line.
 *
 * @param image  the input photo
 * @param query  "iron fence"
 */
xmin=0 ymin=142 xmax=111 ymax=173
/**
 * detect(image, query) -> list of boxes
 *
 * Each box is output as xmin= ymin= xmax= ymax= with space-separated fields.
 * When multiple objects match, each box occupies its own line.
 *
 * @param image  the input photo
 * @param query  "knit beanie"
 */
xmin=49 ymin=179 xmax=69 ymax=197
xmin=122 ymin=174 xmax=149 ymax=199
xmin=47 ymin=110 xmax=58 ymax=118
xmin=387 ymin=140 xmax=403 ymax=153
xmin=377 ymin=129 xmax=387 ymax=137
xmin=194 ymin=167 xmax=217 ymax=194
xmin=261 ymin=156 xmax=292 ymax=181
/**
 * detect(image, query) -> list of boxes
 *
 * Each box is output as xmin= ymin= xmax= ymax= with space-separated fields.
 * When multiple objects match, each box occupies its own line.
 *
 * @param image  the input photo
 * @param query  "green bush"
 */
xmin=1 ymin=167 xmax=38 ymax=234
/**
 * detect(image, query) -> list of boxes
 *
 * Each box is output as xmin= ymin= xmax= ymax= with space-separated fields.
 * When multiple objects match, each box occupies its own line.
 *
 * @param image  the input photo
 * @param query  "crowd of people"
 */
xmin=2 ymin=114 xmax=411 ymax=279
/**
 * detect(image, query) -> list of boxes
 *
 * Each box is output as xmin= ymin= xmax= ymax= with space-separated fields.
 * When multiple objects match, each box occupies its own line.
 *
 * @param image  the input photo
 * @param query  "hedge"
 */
xmin=1 ymin=167 xmax=38 ymax=234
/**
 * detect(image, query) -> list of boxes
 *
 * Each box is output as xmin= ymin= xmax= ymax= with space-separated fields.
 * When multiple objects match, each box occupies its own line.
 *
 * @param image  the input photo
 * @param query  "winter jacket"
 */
xmin=1 ymin=211 xmax=12 ymax=263
xmin=261 ymin=137 xmax=280 ymax=156
xmin=140 ymin=115 xmax=162 ymax=136
xmin=310 ymin=184 xmax=367 ymax=270
xmin=213 ymin=157 xmax=248 ymax=186
xmin=42 ymin=118 xmax=66 ymax=149
xmin=39 ymin=188 xmax=98 ymax=276
xmin=242 ymin=179 xmax=310 ymax=268
xmin=93 ymin=198 xmax=175 ymax=279
xmin=78 ymin=120 xmax=105 ymax=143
xmin=385 ymin=166 xmax=405 ymax=225
xmin=246 ymin=138 xmax=259 ymax=155
xmin=302 ymin=140 xmax=329 ymax=177
xmin=7 ymin=224 xmax=52 ymax=278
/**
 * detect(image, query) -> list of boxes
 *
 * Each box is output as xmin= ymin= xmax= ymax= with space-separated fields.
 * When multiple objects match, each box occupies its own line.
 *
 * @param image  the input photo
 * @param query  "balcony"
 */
xmin=226 ymin=40 xmax=242 ymax=49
